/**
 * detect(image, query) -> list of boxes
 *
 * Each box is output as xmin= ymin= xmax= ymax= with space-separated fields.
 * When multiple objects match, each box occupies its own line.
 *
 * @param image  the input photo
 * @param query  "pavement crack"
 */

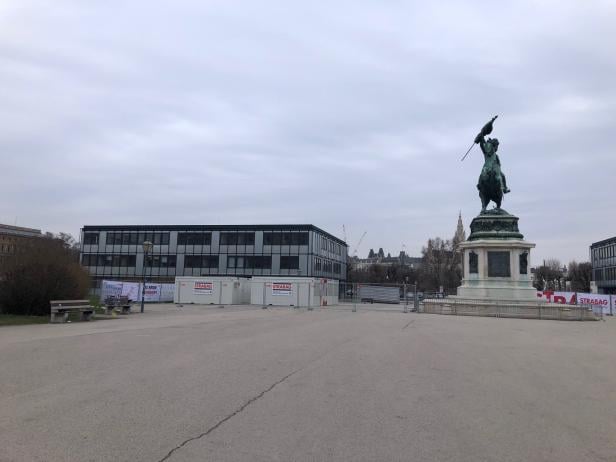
xmin=157 ymin=336 xmax=356 ymax=461
xmin=402 ymin=319 xmax=415 ymax=330
xmin=157 ymin=368 xmax=301 ymax=462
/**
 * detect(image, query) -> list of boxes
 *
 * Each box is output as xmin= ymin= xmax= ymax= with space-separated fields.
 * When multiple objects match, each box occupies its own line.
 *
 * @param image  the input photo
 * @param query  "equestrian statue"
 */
xmin=470 ymin=116 xmax=510 ymax=213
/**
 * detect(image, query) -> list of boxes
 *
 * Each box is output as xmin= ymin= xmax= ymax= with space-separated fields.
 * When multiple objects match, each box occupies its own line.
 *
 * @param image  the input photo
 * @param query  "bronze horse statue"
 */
xmin=474 ymin=116 xmax=510 ymax=213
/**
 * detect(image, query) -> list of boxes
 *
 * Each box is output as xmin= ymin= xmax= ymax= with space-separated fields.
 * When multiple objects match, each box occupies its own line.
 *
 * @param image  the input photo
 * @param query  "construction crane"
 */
xmin=352 ymin=231 xmax=367 ymax=257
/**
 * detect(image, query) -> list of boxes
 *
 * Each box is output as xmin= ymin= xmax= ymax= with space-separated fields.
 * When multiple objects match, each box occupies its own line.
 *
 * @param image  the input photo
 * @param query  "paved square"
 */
xmin=2 ymin=305 xmax=615 ymax=461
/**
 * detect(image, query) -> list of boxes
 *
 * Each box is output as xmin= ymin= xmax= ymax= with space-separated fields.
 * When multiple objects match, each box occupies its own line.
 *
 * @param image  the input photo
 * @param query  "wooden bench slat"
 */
xmin=50 ymin=300 xmax=90 ymax=304
xmin=51 ymin=306 xmax=94 ymax=311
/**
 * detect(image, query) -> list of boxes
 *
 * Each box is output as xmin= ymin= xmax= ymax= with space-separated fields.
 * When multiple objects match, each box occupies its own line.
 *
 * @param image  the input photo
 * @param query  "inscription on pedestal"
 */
xmin=519 ymin=252 xmax=528 ymax=275
xmin=488 ymin=251 xmax=510 ymax=277
xmin=469 ymin=251 xmax=478 ymax=274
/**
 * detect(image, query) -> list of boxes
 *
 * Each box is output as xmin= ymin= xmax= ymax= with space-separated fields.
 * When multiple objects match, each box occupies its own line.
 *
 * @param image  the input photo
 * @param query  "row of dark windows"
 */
xmin=83 ymin=230 xmax=345 ymax=253
xmin=319 ymin=236 xmax=343 ymax=256
xmin=263 ymin=232 xmax=309 ymax=246
xmin=227 ymin=255 xmax=271 ymax=269
xmin=81 ymin=254 xmax=305 ymax=271
xmin=105 ymin=232 xmax=170 ymax=246
xmin=313 ymin=257 xmax=342 ymax=274
xmin=185 ymin=255 xmax=219 ymax=268
xmin=593 ymin=245 xmax=616 ymax=262
xmin=178 ymin=232 xmax=212 ymax=246
xmin=0 ymin=244 xmax=15 ymax=254
xmin=149 ymin=255 xmax=177 ymax=268
xmin=594 ymin=267 xmax=616 ymax=281
xmin=83 ymin=231 xmax=211 ymax=247
xmin=82 ymin=254 xmax=137 ymax=267
xmin=81 ymin=254 xmax=178 ymax=268
xmin=220 ymin=232 xmax=255 ymax=245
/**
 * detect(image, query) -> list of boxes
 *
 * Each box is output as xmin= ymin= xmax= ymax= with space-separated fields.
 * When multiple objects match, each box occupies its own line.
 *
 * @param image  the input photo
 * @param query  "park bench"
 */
xmin=50 ymin=300 xmax=95 ymax=323
xmin=104 ymin=295 xmax=132 ymax=315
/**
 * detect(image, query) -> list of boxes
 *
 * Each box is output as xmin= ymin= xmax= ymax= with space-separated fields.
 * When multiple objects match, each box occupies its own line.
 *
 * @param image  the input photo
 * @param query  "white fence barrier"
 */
xmin=101 ymin=280 xmax=175 ymax=303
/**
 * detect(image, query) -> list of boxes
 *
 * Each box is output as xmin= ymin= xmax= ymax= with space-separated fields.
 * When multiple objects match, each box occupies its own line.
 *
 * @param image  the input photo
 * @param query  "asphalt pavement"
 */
xmin=1 ymin=304 xmax=615 ymax=461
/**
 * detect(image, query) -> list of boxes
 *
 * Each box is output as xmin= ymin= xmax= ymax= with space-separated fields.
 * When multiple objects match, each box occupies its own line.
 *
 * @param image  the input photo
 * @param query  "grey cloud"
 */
xmin=1 ymin=0 xmax=615 ymax=263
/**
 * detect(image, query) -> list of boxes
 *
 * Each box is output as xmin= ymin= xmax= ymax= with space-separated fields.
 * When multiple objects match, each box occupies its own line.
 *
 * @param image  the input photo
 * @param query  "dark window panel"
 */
xmin=178 ymin=232 xmax=212 ymax=246
xmin=280 ymin=256 xmax=299 ymax=269
xmin=228 ymin=255 xmax=271 ymax=269
xmin=264 ymin=232 xmax=308 ymax=246
xmin=221 ymin=232 xmax=255 ymax=245
xmin=185 ymin=255 xmax=218 ymax=269
xmin=83 ymin=232 xmax=99 ymax=245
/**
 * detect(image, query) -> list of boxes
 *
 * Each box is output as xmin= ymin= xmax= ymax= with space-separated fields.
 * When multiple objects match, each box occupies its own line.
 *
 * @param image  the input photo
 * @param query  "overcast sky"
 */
xmin=1 ymin=0 xmax=614 ymax=264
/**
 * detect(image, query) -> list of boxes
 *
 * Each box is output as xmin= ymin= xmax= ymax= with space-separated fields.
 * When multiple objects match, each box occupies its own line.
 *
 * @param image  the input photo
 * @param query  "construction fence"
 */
xmin=422 ymin=297 xmax=600 ymax=321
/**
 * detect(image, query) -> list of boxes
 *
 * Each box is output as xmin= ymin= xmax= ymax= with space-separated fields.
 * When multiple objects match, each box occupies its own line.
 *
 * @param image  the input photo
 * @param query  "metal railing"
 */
xmin=422 ymin=297 xmax=600 ymax=321
xmin=337 ymin=282 xmax=423 ymax=313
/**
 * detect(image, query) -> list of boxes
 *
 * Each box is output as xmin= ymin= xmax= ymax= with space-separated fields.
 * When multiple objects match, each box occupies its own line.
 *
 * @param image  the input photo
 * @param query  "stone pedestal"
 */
xmin=455 ymin=210 xmax=537 ymax=301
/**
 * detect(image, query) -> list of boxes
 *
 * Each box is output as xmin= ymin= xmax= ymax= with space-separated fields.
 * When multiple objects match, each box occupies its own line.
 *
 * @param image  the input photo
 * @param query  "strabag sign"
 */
xmin=272 ymin=282 xmax=292 ymax=296
xmin=536 ymin=291 xmax=612 ymax=315
xmin=194 ymin=281 xmax=213 ymax=295
xmin=577 ymin=294 xmax=611 ymax=315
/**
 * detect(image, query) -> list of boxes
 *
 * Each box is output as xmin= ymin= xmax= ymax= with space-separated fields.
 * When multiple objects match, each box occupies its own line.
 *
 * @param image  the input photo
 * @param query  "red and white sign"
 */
xmin=536 ymin=291 xmax=577 ymax=305
xmin=536 ymin=291 xmax=613 ymax=315
xmin=577 ymin=293 xmax=611 ymax=315
xmin=272 ymin=282 xmax=292 ymax=296
xmin=194 ymin=281 xmax=213 ymax=295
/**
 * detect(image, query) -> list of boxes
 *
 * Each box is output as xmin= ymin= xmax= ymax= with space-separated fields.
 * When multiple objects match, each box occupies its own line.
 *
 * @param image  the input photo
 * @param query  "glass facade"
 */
xmin=590 ymin=237 xmax=616 ymax=294
xmin=80 ymin=224 xmax=348 ymax=289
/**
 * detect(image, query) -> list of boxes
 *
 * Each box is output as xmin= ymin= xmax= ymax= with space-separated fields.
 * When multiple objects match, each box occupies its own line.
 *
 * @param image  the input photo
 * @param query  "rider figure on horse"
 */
xmin=474 ymin=116 xmax=510 ymax=212
xmin=475 ymin=134 xmax=510 ymax=195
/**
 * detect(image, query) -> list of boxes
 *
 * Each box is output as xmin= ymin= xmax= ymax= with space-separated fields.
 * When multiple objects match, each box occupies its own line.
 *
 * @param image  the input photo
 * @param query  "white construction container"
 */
xmin=174 ymin=277 xmax=251 ymax=305
xmin=250 ymin=277 xmax=339 ymax=307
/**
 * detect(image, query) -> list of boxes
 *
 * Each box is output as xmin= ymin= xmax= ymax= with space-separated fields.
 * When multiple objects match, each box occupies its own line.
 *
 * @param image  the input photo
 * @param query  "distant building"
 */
xmin=0 ymin=224 xmax=43 ymax=278
xmin=590 ymin=236 xmax=616 ymax=294
xmin=80 ymin=224 xmax=348 ymax=290
xmin=352 ymin=252 xmax=422 ymax=271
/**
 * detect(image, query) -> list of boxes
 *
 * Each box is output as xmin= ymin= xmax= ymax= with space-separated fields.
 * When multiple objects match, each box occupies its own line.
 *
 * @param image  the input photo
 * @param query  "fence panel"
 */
xmin=421 ymin=297 xmax=599 ymax=321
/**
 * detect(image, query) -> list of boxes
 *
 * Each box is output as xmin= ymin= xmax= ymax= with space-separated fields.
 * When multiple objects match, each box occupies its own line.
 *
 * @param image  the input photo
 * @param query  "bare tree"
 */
xmin=418 ymin=237 xmax=461 ymax=293
xmin=567 ymin=261 xmax=592 ymax=292
xmin=0 ymin=234 xmax=90 ymax=316
xmin=533 ymin=259 xmax=565 ymax=291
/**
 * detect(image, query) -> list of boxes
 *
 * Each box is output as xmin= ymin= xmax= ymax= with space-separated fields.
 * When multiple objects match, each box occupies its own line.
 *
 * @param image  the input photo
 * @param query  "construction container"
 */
xmin=250 ymin=277 xmax=339 ymax=307
xmin=174 ymin=277 xmax=251 ymax=305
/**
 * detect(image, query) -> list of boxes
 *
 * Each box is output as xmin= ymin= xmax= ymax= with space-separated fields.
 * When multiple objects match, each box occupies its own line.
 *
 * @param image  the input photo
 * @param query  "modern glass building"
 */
xmin=80 ymin=224 xmax=348 ymax=289
xmin=591 ymin=236 xmax=616 ymax=294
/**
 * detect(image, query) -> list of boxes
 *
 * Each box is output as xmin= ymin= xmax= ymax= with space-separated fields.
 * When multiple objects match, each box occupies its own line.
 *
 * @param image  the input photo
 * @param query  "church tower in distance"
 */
xmin=453 ymin=211 xmax=466 ymax=247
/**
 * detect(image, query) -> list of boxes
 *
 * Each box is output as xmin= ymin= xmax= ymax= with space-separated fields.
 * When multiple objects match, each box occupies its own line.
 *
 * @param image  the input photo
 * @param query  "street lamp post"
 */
xmin=404 ymin=276 xmax=409 ymax=313
xmin=140 ymin=241 xmax=153 ymax=313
